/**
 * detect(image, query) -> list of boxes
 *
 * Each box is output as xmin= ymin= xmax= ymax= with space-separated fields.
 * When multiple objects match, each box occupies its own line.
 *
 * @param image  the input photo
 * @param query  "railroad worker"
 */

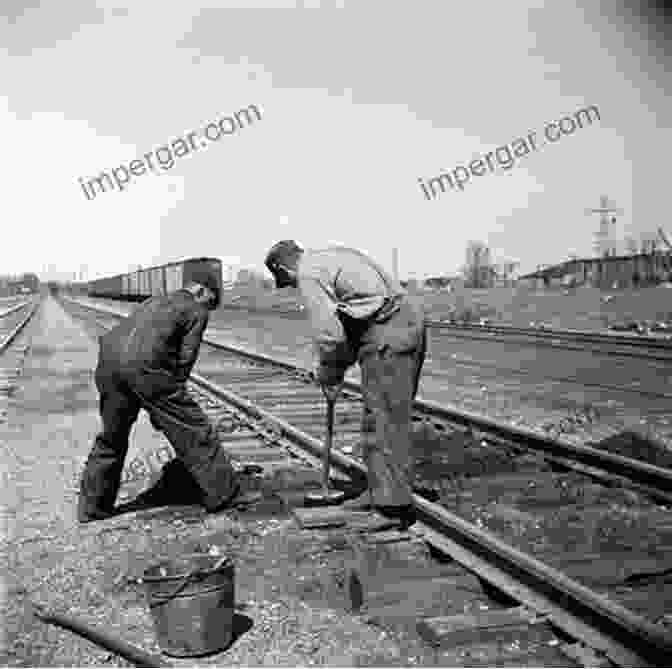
xmin=77 ymin=271 xmax=254 ymax=523
xmin=264 ymin=240 xmax=426 ymax=528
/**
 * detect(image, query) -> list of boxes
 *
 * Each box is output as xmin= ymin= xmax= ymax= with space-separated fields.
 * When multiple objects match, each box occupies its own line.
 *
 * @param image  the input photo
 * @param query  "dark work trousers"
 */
xmin=341 ymin=296 xmax=427 ymax=508
xmin=78 ymin=362 xmax=238 ymax=519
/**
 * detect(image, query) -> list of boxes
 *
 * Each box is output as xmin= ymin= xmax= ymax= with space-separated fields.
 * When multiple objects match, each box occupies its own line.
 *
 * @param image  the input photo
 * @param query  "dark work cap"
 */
xmin=264 ymin=239 xmax=303 ymax=273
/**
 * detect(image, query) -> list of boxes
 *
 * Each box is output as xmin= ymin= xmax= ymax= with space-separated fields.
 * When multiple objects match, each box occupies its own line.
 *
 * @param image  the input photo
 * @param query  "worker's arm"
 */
xmin=299 ymin=274 xmax=354 ymax=386
xmin=175 ymin=307 xmax=209 ymax=382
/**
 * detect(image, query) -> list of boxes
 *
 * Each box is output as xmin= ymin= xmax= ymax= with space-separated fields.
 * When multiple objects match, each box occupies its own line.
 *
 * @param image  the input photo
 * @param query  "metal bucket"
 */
xmin=143 ymin=554 xmax=235 ymax=658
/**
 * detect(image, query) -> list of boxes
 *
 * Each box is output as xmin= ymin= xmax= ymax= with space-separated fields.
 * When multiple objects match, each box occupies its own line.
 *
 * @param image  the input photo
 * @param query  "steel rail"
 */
xmin=0 ymin=300 xmax=39 ymax=353
xmin=429 ymin=320 xmax=672 ymax=349
xmin=0 ymin=299 xmax=32 ymax=321
xmin=429 ymin=325 xmax=672 ymax=363
xmin=63 ymin=296 xmax=672 ymax=664
xmin=427 ymin=353 xmax=672 ymax=400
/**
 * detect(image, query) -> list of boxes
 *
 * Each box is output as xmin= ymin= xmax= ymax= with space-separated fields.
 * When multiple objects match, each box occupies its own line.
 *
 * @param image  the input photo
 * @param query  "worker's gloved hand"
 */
xmin=321 ymin=381 xmax=343 ymax=403
xmin=314 ymin=362 xmax=345 ymax=389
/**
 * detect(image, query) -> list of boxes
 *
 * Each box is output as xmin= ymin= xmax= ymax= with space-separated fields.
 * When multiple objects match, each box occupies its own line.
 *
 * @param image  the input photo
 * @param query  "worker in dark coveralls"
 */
xmin=78 ymin=273 xmax=252 ymax=522
xmin=264 ymin=241 xmax=426 ymax=528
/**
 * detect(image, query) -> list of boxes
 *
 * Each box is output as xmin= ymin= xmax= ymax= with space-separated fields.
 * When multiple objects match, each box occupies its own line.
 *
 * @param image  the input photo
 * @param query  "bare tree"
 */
xmin=658 ymin=227 xmax=672 ymax=251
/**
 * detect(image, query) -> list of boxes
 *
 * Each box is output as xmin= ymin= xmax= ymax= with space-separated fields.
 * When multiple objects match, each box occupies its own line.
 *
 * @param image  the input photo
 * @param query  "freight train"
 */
xmin=0 ymin=273 xmax=40 ymax=296
xmin=87 ymin=257 xmax=223 ymax=304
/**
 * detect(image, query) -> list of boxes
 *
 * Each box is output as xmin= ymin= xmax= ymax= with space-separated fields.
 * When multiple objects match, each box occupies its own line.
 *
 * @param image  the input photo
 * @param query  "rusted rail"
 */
xmin=430 ymin=319 xmax=672 ymax=351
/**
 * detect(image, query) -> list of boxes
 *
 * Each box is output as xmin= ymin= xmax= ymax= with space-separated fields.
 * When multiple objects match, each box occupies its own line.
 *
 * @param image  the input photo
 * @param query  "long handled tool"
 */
xmin=33 ymin=602 xmax=172 ymax=667
xmin=304 ymin=384 xmax=346 ymax=506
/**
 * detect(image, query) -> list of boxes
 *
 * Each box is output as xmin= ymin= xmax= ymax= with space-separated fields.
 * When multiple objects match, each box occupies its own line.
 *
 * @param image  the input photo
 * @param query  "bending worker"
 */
xmin=78 ymin=270 xmax=253 ymax=523
xmin=264 ymin=240 xmax=426 ymax=528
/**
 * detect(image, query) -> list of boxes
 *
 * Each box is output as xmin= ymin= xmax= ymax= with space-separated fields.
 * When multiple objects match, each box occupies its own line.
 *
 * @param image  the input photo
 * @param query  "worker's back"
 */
xmin=298 ymin=246 xmax=404 ymax=320
xmin=99 ymin=290 xmax=208 ymax=377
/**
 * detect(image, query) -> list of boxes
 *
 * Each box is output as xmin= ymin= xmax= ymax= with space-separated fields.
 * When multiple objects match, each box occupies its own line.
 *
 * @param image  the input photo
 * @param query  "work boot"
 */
xmin=114 ymin=459 xmax=203 ymax=514
xmin=78 ymin=508 xmax=117 ymax=524
xmin=340 ymin=488 xmax=374 ymax=511
xmin=412 ymin=485 xmax=440 ymax=503
xmin=374 ymin=504 xmax=417 ymax=530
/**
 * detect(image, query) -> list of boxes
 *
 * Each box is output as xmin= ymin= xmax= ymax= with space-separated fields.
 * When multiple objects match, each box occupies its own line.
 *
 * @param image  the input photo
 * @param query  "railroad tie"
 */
xmin=345 ymin=531 xmax=467 ymax=614
xmin=416 ymin=605 xmax=553 ymax=649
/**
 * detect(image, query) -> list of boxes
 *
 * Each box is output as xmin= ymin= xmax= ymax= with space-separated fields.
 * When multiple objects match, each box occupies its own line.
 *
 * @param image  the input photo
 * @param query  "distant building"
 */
xmin=519 ymin=252 xmax=672 ymax=289
xmin=235 ymin=268 xmax=271 ymax=289
xmin=423 ymin=276 xmax=462 ymax=291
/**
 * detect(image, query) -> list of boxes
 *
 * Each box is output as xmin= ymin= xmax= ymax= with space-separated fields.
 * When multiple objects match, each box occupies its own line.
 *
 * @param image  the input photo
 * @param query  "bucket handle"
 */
xmin=148 ymin=556 xmax=228 ymax=609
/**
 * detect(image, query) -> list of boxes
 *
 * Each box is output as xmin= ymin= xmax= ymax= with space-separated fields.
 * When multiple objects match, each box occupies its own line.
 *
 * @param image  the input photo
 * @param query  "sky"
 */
xmin=2 ymin=0 xmax=670 ymax=281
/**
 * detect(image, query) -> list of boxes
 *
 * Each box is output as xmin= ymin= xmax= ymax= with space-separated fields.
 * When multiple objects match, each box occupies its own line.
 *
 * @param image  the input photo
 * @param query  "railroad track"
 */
xmin=430 ymin=319 xmax=672 ymax=345
xmin=216 ymin=302 xmax=672 ymax=359
xmin=61 ymin=296 xmax=672 ymax=666
xmin=428 ymin=320 xmax=672 ymax=364
xmin=0 ymin=299 xmax=39 ymax=425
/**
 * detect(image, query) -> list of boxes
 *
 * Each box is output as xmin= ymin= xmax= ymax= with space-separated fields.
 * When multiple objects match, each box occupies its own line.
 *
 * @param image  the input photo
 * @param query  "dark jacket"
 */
xmin=99 ymin=290 xmax=209 ymax=384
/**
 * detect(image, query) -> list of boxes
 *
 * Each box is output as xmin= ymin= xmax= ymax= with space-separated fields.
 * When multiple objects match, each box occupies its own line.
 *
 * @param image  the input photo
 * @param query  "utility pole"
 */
xmin=392 ymin=247 xmax=399 ymax=282
xmin=586 ymin=195 xmax=623 ymax=258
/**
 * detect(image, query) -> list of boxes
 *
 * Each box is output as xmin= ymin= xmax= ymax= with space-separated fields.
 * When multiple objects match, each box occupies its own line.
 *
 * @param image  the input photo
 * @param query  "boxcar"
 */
xmin=88 ymin=258 xmax=222 ymax=304
xmin=6 ymin=273 xmax=40 ymax=295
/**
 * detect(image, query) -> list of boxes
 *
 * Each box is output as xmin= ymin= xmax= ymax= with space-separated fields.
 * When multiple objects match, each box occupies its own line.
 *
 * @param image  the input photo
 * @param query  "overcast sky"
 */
xmin=2 ymin=0 xmax=670 ymax=281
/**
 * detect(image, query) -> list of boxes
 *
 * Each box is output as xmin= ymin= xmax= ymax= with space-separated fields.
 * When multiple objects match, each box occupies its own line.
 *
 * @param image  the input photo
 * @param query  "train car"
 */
xmin=6 ymin=273 xmax=40 ymax=295
xmin=88 ymin=274 xmax=123 ymax=299
xmin=88 ymin=258 xmax=222 ymax=305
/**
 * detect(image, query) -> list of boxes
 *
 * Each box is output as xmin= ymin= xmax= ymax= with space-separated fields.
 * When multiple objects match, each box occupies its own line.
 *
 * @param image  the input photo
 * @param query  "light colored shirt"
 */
xmin=297 ymin=246 xmax=405 ymax=364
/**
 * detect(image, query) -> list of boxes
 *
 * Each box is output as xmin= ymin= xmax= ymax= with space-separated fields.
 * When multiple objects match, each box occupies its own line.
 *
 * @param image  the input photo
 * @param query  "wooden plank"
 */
xmin=349 ymin=567 xmax=484 ymax=615
xmin=489 ymin=503 xmax=539 ymax=525
xmin=219 ymin=439 xmax=278 ymax=450
xmin=560 ymin=642 xmax=615 ymax=667
xmin=292 ymin=507 xmax=407 ymax=531
xmin=216 ymin=433 xmax=266 ymax=442
xmin=345 ymin=534 xmax=436 ymax=611
xmin=293 ymin=507 xmax=369 ymax=529
xmin=439 ymin=642 xmax=583 ymax=667
xmin=349 ymin=534 xmax=432 ymax=575
xmin=416 ymin=606 xmax=553 ymax=649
